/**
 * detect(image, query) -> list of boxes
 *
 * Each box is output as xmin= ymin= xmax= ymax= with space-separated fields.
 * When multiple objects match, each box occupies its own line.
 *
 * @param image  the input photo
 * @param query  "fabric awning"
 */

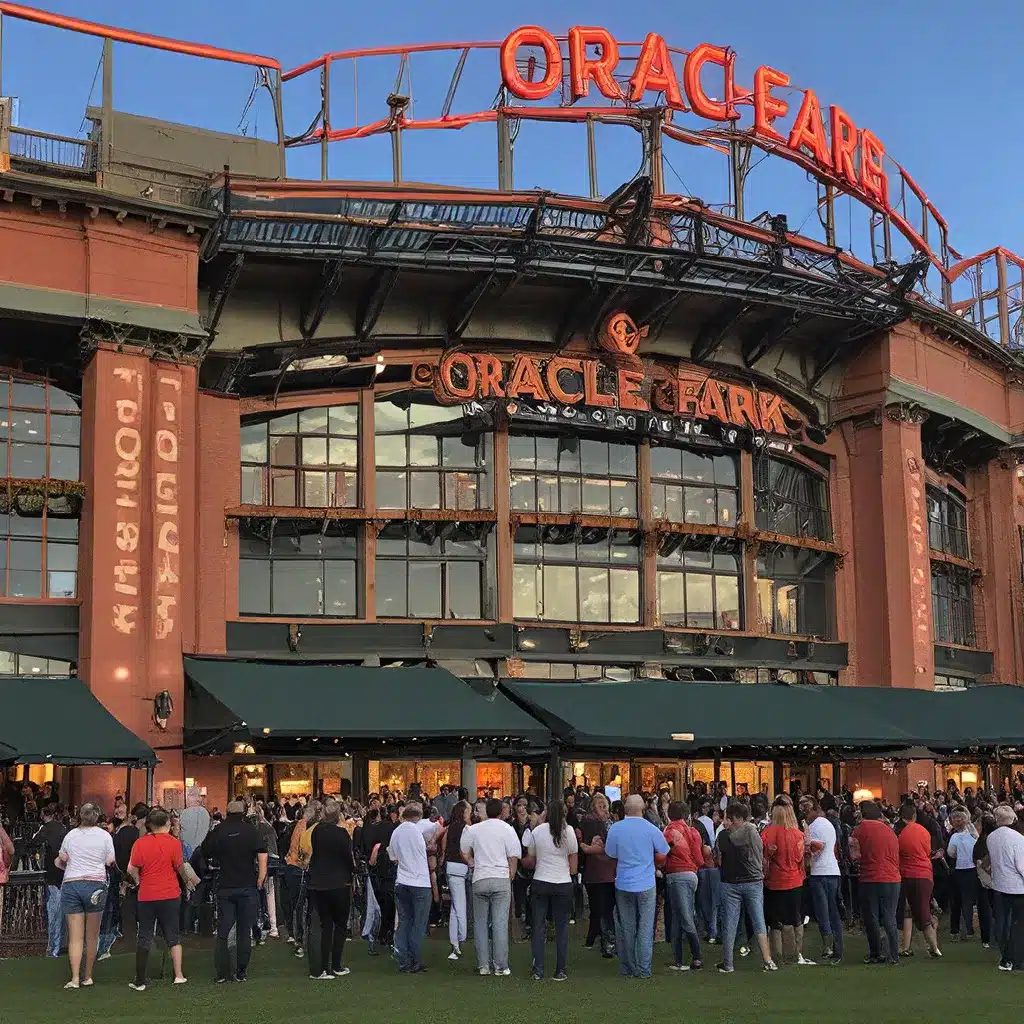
xmin=502 ymin=680 xmax=919 ymax=753
xmin=184 ymin=657 xmax=551 ymax=750
xmin=0 ymin=678 xmax=157 ymax=766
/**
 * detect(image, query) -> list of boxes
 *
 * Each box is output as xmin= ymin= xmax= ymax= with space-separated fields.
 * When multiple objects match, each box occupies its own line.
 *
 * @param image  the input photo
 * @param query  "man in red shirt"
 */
xmin=850 ymin=800 xmax=900 ymax=964
xmin=662 ymin=801 xmax=709 ymax=971
xmin=897 ymin=802 xmax=942 ymax=958
xmin=127 ymin=807 xmax=191 ymax=990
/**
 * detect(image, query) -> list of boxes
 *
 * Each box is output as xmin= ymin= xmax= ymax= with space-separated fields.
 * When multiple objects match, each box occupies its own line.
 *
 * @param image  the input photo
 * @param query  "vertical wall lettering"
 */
xmin=154 ymin=374 xmax=181 ymax=641
xmin=112 ymin=367 xmax=143 ymax=635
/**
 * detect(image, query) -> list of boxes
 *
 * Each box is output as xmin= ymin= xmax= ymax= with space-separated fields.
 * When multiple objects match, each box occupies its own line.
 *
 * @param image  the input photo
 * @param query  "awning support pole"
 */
xmin=145 ymin=764 xmax=155 ymax=806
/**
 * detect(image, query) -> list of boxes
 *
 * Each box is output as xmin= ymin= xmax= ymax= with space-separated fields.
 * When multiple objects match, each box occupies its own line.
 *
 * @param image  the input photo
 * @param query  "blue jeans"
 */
xmin=720 ymin=881 xmax=766 ymax=970
xmin=46 ymin=884 xmax=66 ymax=957
xmin=665 ymin=872 xmax=701 ymax=966
xmin=808 ymin=874 xmax=844 ymax=959
xmin=697 ymin=867 xmax=721 ymax=939
xmin=614 ymin=887 xmax=656 ymax=978
xmin=394 ymin=884 xmax=431 ymax=971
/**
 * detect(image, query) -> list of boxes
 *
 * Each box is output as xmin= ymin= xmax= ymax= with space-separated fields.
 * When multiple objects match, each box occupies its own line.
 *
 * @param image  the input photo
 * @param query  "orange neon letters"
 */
xmin=860 ymin=129 xmax=888 ymax=208
xmin=500 ymin=26 xmax=562 ymax=101
xmin=787 ymin=89 xmax=831 ymax=169
xmin=628 ymin=32 xmax=685 ymax=108
xmin=567 ymin=26 xmax=620 ymax=100
xmin=683 ymin=43 xmax=736 ymax=121
xmin=830 ymin=106 xmax=859 ymax=189
xmin=753 ymin=65 xmax=790 ymax=144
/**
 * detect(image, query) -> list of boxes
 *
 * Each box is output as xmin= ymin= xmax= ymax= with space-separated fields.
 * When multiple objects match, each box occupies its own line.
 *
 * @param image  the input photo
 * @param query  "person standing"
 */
xmin=604 ymin=793 xmax=670 ymax=979
xmin=461 ymin=798 xmax=521 ymax=977
xmin=34 ymin=804 xmax=67 ymax=958
xmin=306 ymin=798 xmax=355 ymax=980
xmin=714 ymin=802 xmax=776 ymax=974
xmin=695 ymin=799 xmax=721 ymax=944
xmin=801 ymin=794 xmax=844 ymax=965
xmin=762 ymin=796 xmax=813 ymax=966
xmin=55 ymin=803 xmax=116 ymax=989
xmin=388 ymin=802 xmax=432 ymax=974
xmin=947 ymin=808 xmax=981 ymax=943
xmin=366 ymin=806 xmax=397 ymax=956
xmin=662 ymin=800 xmax=706 ymax=971
xmin=896 ymin=801 xmax=941 ymax=958
xmin=850 ymin=800 xmax=901 ymax=965
xmin=579 ymin=792 xmax=616 ymax=958
xmin=439 ymin=800 xmax=471 ymax=961
xmin=126 ymin=807 xmax=190 ymax=990
xmin=178 ymin=789 xmax=211 ymax=857
xmin=196 ymin=799 xmax=268 ymax=983
xmin=986 ymin=804 xmax=1024 ymax=971
xmin=522 ymin=800 xmax=578 ymax=981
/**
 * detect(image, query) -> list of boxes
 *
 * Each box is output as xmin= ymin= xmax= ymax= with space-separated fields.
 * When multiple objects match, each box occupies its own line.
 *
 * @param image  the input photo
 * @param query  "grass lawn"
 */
xmin=0 ymin=927 xmax=1019 ymax=1024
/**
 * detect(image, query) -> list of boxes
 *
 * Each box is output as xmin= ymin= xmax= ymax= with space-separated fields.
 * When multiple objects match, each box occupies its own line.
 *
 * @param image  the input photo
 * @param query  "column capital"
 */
xmin=884 ymin=400 xmax=929 ymax=425
xmin=80 ymin=319 xmax=207 ymax=365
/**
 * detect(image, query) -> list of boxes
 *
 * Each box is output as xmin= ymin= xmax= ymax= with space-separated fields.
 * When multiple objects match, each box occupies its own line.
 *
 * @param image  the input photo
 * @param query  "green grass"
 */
xmin=0 ymin=927 xmax=1019 ymax=1024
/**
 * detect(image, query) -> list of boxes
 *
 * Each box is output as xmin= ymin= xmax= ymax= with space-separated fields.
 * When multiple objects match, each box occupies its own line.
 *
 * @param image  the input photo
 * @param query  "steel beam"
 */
xmin=206 ymin=252 xmax=245 ymax=336
xmin=741 ymin=310 xmax=800 ymax=368
xmin=446 ymin=271 xmax=497 ymax=340
xmin=299 ymin=258 xmax=344 ymax=341
xmin=691 ymin=300 xmax=751 ymax=363
xmin=356 ymin=267 xmax=398 ymax=340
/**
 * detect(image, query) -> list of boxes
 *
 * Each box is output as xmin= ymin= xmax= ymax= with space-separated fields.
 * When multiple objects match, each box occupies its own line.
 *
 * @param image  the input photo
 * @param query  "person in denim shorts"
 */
xmin=56 ymin=803 xmax=116 ymax=989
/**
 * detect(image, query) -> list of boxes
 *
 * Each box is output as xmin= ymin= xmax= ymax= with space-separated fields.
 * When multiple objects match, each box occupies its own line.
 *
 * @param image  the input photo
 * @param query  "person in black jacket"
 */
xmin=307 ymin=798 xmax=355 ymax=979
xmin=195 ymin=800 xmax=267 ymax=983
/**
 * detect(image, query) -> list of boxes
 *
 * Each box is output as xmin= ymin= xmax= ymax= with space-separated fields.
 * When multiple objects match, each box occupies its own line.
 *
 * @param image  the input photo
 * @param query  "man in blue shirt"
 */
xmin=603 ymin=794 xmax=670 ymax=978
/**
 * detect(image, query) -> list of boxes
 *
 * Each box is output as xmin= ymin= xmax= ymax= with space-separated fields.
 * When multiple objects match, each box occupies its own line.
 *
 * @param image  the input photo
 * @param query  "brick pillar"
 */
xmin=847 ymin=404 xmax=933 ymax=688
xmin=77 ymin=345 xmax=196 ymax=807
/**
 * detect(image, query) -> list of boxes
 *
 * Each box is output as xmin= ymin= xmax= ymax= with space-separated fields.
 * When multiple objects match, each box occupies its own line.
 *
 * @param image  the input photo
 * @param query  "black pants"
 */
xmin=530 ymin=881 xmax=571 ymax=977
xmin=371 ymin=877 xmax=395 ymax=946
xmin=950 ymin=868 xmax=979 ymax=936
xmin=860 ymin=881 xmax=900 ymax=962
xmin=312 ymin=888 xmax=351 ymax=973
xmin=513 ymin=874 xmax=531 ymax=923
xmin=585 ymin=881 xmax=615 ymax=951
xmin=216 ymin=886 xmax=258 ymax=979
xmin=135 ymin=897 xmax=181 ymax=985
xmin=1004 ymin=892 xmax=1024 ymax=969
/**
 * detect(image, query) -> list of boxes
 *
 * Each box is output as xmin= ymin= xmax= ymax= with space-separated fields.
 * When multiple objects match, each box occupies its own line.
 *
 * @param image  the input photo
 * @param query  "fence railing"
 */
xmin=7 ymin=126 xmax=97 ymax=178
xmin=0 ymin=871 xmax=48 ymax=957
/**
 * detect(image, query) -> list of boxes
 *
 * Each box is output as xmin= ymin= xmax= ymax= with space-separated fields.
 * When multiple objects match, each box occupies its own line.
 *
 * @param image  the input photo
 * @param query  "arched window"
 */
xmin=754 ymin=455 xmax=830 ymax=541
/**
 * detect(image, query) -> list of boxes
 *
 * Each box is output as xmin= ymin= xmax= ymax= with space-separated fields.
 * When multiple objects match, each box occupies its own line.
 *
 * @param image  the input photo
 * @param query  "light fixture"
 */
xmin=374 ymin=353 xmax=386 ymax=376
xmin=152 ymin=690 xmax=173 ymax=730
xmin=568 ymin=628 xmax=589 ymax=651
xmin=262 ymin=727 xmax=271 ymax=735
xmin=853 ymin=788 xmax=875 ymax=804
xmin=671 ymin=732 xmax=695 ymax=742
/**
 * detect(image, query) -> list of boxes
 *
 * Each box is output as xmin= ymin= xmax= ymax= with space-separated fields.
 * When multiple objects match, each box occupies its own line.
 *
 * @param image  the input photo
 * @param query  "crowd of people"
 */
xmin=2 ymin=774 xmax=1024 ymax=988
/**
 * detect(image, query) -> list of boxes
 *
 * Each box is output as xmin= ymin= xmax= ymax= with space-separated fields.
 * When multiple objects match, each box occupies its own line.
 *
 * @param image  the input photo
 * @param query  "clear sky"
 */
xmin=1 ymin=0 xmax=1021 ymax=265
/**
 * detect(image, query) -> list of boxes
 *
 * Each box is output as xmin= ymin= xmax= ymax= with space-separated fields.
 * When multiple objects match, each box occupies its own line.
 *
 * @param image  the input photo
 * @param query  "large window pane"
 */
xmin=376 ymin=471 xmax=407 ymax=509
xmin=610 ymin=569 xmax=639 ymax=623
xmin=659 ymin=572 xmax=685 ymax=624
xmin=448 ymin=562 xmax=482 ymax=619
xmin=716 ymin=575 xmax=740 ymax=630
xmin=579 ymin=567 xmax=610 ymax=622
xmin=323 ymin=561 xmax=356 ymax=616
xmin=755 ymin=456 xmax=830 ymax=541
xmin=272 ymin=562 xmax=321 ymax=615
xmin=543 ymin=564 xmax=577 ymax=621
xmin=239 ymin=560 xmax=270 ymax=614
xmin=408 ymin=561 xmax=442 ymax=618
xmin=685 ymin=573 xmax=715 ymax=628
xmin=513 ymin=564 xmax=538 ymax=619
xmin=376 ymin=560 xmax=408 ymax=617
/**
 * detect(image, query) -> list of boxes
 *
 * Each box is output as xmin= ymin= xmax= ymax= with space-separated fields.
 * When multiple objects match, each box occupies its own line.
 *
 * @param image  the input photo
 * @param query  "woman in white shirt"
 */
xmin=522 ymin=801 xmax=578 ymax=981
xmin=56 ymin=803 xmax=116 ymax=989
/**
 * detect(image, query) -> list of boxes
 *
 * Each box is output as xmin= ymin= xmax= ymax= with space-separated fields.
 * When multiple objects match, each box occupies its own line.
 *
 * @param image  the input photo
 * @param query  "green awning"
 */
xmin=0 ymin=678 xmax=157 ymax=767
xmin=502 ymin=680 xmax=917 ymax=753
xmin=184 ymin=657 xmax=551 ymax=750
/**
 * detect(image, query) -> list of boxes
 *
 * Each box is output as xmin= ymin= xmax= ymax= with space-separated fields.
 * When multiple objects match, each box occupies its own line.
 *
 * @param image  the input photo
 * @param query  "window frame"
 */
xmin=753 ymin=454 xmax=831 ymax=542
xmin=649 ymin=443 xmax=739 ymax=528
xmin=240 ymin=405 xmax=360 ymax=509
xmin=509 ymin=433 xmax=638 ymax=516
xmin=0 ymin=508 xmax=79 ymax=600
xmin=0 ymin=374 xmax=81 ymax=483
xmin=754 ymin=548 xmax=835 ymax=639
xmin=926 ymin=485 xmax=970 ymax=560
xmin=930 ymin=566 xmax=975 ymax=647
xmin=375 ymin=522 xmax=493 ymax=621
xmin=655 ymin=543 xmax=743 ymax=631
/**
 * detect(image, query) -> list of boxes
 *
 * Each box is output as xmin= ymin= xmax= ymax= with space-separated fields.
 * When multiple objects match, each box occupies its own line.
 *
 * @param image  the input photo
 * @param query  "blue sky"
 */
xmin=2 ymin=0 xmax=1021 ymax=265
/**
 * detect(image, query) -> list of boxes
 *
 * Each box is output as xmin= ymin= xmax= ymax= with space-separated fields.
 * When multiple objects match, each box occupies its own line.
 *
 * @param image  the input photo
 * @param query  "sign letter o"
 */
xmin=500 ymin=26 xmax=562 ymax=101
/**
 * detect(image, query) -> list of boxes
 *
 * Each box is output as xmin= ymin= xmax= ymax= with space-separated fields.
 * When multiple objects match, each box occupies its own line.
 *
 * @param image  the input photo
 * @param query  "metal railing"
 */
xmin=0 ymin=871 xmax=48 ymax=957
xmin=7 ymin=126 xmax=97 ymax=179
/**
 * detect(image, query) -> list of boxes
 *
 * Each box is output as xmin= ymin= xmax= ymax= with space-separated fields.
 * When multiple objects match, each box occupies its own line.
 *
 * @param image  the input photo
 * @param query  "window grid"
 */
xmin=656 ymin=547 xmax=742 ymax=630
xmin=650 ymin=445 xmax=739 ymax=527
xmin=927 ymin=487 xmax=970 ymax=560
xmin=241 ymin=406 xmax=359 ymax=509
xmin=376 ymin=523 xmax=490 ymax=620
xmin=238 ymin=520 xmax=359 ymax=617
xmin=754 ymin=455 xmax=831 ymax=542
xmin=931 ymin=568 xmax=975 ymax=647
xmin=0 ymin=649 xmax=73 ymax=676
xmin=0 ymin=510 xmax=78 ymax=599
xmin=515 ymin=662 xmax=636 ymax=682
xmin=754 ymin=549 xmax=833 ymax=638
xmin=513 ymin=526 xmax=641 ymax=624
xmin=0 ymin=375 xmax=81 ymax=482
xmin=510 ymin=435 xmax=638 ymax=516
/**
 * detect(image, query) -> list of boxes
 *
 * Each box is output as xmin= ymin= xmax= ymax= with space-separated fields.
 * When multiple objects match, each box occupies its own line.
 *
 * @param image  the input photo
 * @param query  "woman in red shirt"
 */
xmin=126 ymin=807 xmax=190 ymax=990
xmin=762 ymin=796 xmax=814 ymax=966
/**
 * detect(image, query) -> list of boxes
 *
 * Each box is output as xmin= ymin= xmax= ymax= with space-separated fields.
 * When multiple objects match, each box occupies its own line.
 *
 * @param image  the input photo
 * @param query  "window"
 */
xmin=513 ymin=525 xmax=640 ymax=623
xmin=0 ymin=650 xmax=73 ymax=675
xmin=238 ymin=519 xmax=358 ymax=617
xmin=934 ymin=674 xmax=971 ymax=692
xmin=376 ymin=522 xmax=492 ymax=619
xmin=240 ymin=405 xmax=359 ymax=508
xmin=931 ymin=567 xmax=975 ymax=646
xmin=657 ymin=542 xmax=741 ymax=630
xmin=0 ymin=374 xmax=81 ymax=480
xmin=754 ymin=455 xmax=831 ymax=541
xmin=755 ymin=547 xmax=834 ymax=638
xmin=510 ymin=435 xmax=637 ymax=515
xmin=515 ymin=662 xmax=636 ymax=681
xmin=0 ymin=509 xmax=78 ymax=598
xmin=375 ymin=399 xmax=490 ymax=511
xmin=650 ymin=445 xmax=738 ymax=526
xmin=927 ymin=486 xmax=969 ymax=559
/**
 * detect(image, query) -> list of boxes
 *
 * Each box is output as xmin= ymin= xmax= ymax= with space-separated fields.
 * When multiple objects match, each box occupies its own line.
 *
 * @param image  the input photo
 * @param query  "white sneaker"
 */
xmin=128 ymin=982 xmax=146 ymax=992
xmin=269 ymin=929 xmax=279 ymax=939
xmin=173 ymin=977 xmax=188 ymax=985
xmin=97 ymin=952 xmax=112 ymax=962
xmin=495 ymin=968 xmax=512 ymax=977
xmin=332 ymin=968 xmax=351 ymax=977
xmin=310 ymin=971 xmax=334 ymax=980
xmin=738 ymin=946 xmax=750 ymax=957
xmin=287 ymin=936 xmax=297 ymax=944
xmin=448 ymin=948 xmax=461 ymax=961
xmin=478 ymin=966 xmax=491 ymax=976
xmin=796 ymin=955 xmax=816 ymax=965
xmin=667 ymin=963 xmax=691 ymax=971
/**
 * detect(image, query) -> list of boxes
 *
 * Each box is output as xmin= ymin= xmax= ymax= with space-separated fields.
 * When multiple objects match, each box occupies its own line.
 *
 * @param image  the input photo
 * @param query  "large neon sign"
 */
xmin=500 ymin=26 xmax=888 ymax=210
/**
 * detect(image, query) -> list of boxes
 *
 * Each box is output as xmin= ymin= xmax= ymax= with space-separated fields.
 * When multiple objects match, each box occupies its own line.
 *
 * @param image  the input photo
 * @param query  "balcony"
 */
xmin=6 ymin=126 xmax=97 ymax=181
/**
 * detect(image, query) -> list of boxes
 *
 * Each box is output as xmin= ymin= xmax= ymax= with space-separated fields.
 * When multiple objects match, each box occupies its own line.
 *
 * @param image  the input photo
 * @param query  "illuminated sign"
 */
xmin=500 ymin=26 xmax=888 ymax=210
xmin=432 ymin=349 xmax=806 ymax=442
